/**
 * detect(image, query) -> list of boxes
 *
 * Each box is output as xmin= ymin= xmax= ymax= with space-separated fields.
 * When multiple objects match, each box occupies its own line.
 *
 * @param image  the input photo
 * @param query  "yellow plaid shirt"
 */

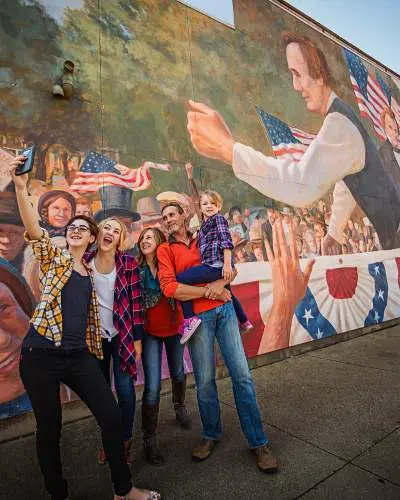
xmin=25 ymin=230 xmax=103 ymax=359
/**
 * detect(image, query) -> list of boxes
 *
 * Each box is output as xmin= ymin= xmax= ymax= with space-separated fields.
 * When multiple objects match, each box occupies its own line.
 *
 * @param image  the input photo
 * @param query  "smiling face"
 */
xmin=65 ymin=218 xmax=95 ymax=251
xmin=98 ymin=218 xmax=123 ymax=253
xmin=162 ymin=205 xmax=186 ymax=235
xmin=200 ymin=194 xmax=220 ymax=220
xmin=286 ymin=42 xmax=330 ymax=115
xmin=139 ymin=228 xmax=158 ymax=257
xmin=47 ymin=197 xmax=73 ymax=228
xmin=0 ymin=282 xmax=30 ymax=404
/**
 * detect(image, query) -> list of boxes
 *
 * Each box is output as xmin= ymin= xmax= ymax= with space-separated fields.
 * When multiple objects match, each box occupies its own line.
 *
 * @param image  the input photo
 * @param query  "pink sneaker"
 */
xmin=239 ymin=320 xmax=253 ymax=333
xmin=180 ymin=317 xmax=202 ymax=344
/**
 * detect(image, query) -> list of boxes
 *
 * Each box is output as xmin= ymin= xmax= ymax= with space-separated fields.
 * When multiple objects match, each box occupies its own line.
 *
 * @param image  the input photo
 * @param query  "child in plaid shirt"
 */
xmin=176 ymin=190 xmax=252 ymax=344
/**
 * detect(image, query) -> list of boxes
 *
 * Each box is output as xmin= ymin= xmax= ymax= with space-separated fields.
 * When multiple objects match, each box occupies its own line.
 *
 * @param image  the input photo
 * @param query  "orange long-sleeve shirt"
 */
xmin=157 ymin=237 xmax=224 ymax=316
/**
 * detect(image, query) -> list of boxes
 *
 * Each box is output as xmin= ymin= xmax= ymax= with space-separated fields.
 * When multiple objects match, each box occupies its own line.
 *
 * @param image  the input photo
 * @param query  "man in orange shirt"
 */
xmin=157 ymin=202 xmax=278 ymax=473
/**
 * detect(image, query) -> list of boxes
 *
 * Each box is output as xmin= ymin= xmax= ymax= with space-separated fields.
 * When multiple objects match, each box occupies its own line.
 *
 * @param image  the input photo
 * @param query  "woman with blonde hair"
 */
xmin=86 ymin=217 xmax=144 ymax=467
xmin=137 ymin=227 xmax=191 ymax=466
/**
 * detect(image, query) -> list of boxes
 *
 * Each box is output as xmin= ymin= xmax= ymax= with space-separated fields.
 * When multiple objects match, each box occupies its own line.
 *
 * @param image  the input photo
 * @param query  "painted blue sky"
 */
xmin=182 ymin=0 xmax=400 ymax=75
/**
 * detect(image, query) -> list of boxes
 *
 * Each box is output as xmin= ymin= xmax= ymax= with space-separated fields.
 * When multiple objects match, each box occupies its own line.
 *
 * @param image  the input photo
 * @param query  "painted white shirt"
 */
xmin=232 ymin=92 xmax=365 ymax=244
xmin=89 ymin=259 xmax=118 ymax=340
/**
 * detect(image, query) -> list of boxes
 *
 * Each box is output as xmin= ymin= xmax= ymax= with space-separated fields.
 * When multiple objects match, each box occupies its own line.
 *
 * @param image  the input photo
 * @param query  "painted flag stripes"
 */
xmin=70 ymin=151 xmax=170 ymax=193
xmin=343 ymin=49 xmax=390 ymax=141
xmin=255 ymin=106 xmax=316 ymax=162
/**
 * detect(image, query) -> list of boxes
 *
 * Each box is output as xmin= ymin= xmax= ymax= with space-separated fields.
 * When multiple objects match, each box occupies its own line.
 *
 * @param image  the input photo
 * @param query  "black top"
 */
xmin=23 ymin=271 xmax=92 ymax=350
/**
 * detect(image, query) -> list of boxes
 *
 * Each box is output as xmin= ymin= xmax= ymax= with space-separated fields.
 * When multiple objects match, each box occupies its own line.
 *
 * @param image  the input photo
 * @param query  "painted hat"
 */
xmin=280 ymin=206 xmax=293 ymax=216
xmin=0 ymin=192 xmax=23 ymax=226
xmin=37 ymin=189 xmax=77 ymax=216
xmin=136 ymin=196 xmax=162 ymax=223
xmin=94 ymin=186 xmax=141 ymax=223
xmin=0 ymin=257 xmax=35 ymax=317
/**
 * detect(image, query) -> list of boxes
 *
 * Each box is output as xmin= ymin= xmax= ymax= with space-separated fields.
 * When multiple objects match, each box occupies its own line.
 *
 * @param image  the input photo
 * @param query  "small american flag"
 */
xmin=255 ymin=106 xmax=315 ymax=162
xmin=70 ymin=151 xmax=170 ymax=194
xmin=343 ymin=49 xmax=391 ymax=141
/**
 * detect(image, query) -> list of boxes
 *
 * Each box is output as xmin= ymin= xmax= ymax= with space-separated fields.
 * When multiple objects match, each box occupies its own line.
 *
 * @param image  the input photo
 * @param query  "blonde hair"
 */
xmin=199 ymin=189 xmax=223 ymax=212
xmin=97 ymin=217 xmax=128 ymax=251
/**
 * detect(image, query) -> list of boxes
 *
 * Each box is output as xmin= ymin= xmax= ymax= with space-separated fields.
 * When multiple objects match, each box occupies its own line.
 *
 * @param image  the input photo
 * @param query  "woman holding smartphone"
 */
xmin=9 ymin=155 xmax=160 ymax=500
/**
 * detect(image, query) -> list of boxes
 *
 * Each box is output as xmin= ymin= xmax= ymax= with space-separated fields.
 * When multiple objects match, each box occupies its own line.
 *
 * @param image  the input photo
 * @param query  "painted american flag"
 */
xmin=255 ymin=106 xmax=316 ymax=162
xmin=343 ymin=48 xmax=394 ymax=141
xmin=70 ymin=151 xmax=170 ymax=194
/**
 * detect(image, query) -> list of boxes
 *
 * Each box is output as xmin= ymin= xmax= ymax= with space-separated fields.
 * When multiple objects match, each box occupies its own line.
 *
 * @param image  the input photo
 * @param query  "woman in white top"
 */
xmin=86 ymin=217 xmax=144 ymax=468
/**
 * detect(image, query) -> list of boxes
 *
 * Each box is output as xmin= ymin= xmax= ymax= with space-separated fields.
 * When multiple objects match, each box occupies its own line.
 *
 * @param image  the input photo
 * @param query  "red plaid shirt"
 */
xmin=86 ymin=250 xmax=144 ymax=379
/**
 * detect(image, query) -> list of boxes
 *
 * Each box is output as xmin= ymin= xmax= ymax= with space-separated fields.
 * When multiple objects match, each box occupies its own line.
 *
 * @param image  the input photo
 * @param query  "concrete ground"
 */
xmin=1 ymin=326 xmax=399 ymax=500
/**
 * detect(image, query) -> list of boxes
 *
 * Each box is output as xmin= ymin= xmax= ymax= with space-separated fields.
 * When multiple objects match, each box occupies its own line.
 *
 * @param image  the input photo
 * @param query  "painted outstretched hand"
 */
xmin=259 ymin=222 xmax=315 ymax=353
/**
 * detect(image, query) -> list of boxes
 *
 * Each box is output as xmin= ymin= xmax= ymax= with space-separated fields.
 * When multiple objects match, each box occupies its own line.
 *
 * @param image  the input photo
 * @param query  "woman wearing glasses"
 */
xmin=9 ymin=155 xmax=160 ymax=500
xmin=86 ymin=217 xmax=144 ymax=467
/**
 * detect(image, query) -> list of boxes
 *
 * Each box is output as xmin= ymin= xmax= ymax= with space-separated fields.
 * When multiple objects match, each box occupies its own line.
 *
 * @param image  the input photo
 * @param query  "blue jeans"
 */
xmin=99 ymin=337 xmax=136 ymax=441
xmin=188 ymin=301 xmax=267 ymax=448
xmin=176 ymin=264 xmax=248 ymax=323
xmin=142 ymin=333 xmax=185 ymax=406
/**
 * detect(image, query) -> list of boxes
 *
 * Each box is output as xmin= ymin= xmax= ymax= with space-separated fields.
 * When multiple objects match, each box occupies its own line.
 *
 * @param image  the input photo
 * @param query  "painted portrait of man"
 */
xmin=187 ymin=33 xmax=400 ymax=253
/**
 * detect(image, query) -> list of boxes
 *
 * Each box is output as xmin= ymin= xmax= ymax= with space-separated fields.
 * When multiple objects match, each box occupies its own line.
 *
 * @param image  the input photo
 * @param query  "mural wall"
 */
xmin=1 ymin=0 xmax=400 ymax=419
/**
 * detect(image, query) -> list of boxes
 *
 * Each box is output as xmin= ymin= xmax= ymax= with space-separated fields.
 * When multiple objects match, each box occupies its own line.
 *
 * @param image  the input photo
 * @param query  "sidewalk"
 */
xmin=1 ymin=326 xmax=399 ymax=499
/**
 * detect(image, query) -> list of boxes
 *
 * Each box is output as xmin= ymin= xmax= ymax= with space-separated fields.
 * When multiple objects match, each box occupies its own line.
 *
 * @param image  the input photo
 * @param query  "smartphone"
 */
xmin=15 ymin=145 xmax=35 ymax=176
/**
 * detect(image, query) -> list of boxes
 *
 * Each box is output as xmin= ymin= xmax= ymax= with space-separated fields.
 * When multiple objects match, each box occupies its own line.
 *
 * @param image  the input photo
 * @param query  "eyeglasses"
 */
xmin=66 ymin=224 xmax=90 ymax=234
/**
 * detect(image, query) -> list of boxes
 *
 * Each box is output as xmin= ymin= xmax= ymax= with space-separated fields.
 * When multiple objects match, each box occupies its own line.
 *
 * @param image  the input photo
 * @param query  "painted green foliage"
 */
xmin=0 ymin=0 xmax=399 ymax=206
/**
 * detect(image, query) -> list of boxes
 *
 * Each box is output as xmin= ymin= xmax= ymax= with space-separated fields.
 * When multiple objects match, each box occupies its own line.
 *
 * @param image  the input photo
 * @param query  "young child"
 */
xmin=176 ymin=189 xmax=253 ymax=344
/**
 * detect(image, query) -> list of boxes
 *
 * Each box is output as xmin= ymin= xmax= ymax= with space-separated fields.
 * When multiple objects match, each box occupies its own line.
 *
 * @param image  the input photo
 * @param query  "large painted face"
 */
xmin=47 ymin=197 xmax=73 ymax=228
xmin=162 ymin=206 xmax=186 ymax=235
xmin=383 ymin=114 xmax=399 ymax=149
xmin=286 ymin=42 xmax=327 ymax=115
xmin=0 ymin=282 xmax=30 ymax=404
xmin=0 ymin=224 xmax=25 ymax=261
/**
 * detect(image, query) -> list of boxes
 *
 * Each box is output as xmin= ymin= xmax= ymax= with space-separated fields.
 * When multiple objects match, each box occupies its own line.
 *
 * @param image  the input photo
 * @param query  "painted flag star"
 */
xmin=303 ymin=308 xmax=314 ymax=326
xmin=377 ymin=289 xmax=385 ymax=301
xmin=374 ymin=310 xmax=380 ymax=323
xmin=316 ymin=328 xmax=324 ymax=339
xmin=374 ymin=265 xmax=380 ymax=276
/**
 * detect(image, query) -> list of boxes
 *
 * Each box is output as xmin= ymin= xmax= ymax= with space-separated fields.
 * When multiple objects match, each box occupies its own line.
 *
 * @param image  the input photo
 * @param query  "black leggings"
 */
xmin=20 ymin=347 xmax=132 ymax=500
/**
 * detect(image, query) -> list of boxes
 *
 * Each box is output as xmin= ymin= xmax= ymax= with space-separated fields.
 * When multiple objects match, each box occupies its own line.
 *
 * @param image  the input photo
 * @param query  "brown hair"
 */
xmin=381 ymin=107 xmax=398 ymax=129
xmin=161 ymin=202 xmax=185 ymax=215
xmin=64 ymin=214 xmax=98 ymax=251
xmin=199 ymin=189 xmax=223 ymax=211
xmin=38 ymin=190 xmax=76 ymax=226
xmin=282 ymin=31 xmax=334 ymax=88
xmin=137 ymin=227 xmax=166 ymax=268
xmin=97 ymin=217 xmax=128 ymax=251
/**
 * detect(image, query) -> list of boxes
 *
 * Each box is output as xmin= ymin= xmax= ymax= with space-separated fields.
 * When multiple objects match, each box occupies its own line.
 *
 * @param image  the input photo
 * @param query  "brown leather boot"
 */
xmin=172 ymin=377 xmax=192 ymax=430
xmin=142 ymin=402 xmax=165 ymax=466
xmin=252 ymin=444 xmax=279 ymax=473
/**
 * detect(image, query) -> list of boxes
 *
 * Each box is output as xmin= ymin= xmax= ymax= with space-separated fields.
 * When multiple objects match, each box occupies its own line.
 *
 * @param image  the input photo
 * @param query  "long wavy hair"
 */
xmin=137 ymin=227 xmax=166 ymax=268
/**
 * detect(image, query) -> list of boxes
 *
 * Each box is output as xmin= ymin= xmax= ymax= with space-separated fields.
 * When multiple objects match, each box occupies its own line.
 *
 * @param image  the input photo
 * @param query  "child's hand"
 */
xmin=223 ymin=262 xmax=234 ymax=281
